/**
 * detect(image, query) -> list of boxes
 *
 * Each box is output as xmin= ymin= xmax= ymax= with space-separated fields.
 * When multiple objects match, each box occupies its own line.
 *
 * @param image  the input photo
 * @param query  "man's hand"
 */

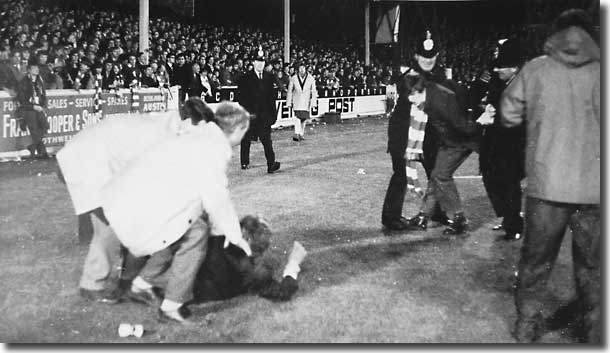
xmin=33 ymin=105 xmax=44 ymax=112
xmin=476 ymin=104 xmax=496 ymax=125
xmin=224 ymin=236 xmax=252 ymax=256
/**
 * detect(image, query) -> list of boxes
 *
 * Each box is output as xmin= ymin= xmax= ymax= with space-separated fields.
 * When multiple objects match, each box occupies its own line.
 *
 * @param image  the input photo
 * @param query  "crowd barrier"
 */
xmin=0 ymin=85 xmax=390 ymax=159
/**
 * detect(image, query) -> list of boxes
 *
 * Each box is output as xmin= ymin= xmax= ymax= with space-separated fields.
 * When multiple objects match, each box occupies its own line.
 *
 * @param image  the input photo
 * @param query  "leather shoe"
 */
xmin=502 ymin=232 xmax=522 ymax=241
xmin=79 ymin=288 xmax=120 ymax=304
xmin=158 ymin=306 xmax=194 ymax=325
xmin=292 ymin=135 xmax=300 ymax=142
xmin=408 ymin=213 xmax=428 ymax=230
xmin=443 ymin=214 xmax=468 ymax=235
xmin=430 ymin=213 xmax=452 ymax=226
xmin=382 ymin=217 xmax=410 ymax=231
xmin=492 ymin=224 xmax=504 ymax=231
xmin=267 ymin=161 xmax=281 ymax=174
xmin=126 ymin=288 xmax=162 ymax=307
xmin=241 ymin=164 xmax=249 ymax=170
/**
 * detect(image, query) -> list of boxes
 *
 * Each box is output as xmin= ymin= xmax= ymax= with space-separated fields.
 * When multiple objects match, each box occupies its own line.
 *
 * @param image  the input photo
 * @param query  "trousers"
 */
xmin=79 ymin=209 xmax=121 ymax=291
xmin=515 ymin=197 xmax=600 ymax=342
xmin=240 ymin=125 xmax=276 ymax=167
xmin=138 ymin=218 xmax=209 ymax=304
xmin=421 ymin=145 xmax=471 ymax=217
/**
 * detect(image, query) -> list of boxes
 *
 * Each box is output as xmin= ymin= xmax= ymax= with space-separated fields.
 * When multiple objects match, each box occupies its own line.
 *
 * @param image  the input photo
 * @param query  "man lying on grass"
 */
xmin=121 ymin=215 xmax=307 ymax=311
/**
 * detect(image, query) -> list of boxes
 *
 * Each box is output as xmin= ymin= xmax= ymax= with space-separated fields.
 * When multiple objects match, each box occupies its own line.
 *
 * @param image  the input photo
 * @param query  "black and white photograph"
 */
xmin=0 ymin=0 xmax=603 ymax=344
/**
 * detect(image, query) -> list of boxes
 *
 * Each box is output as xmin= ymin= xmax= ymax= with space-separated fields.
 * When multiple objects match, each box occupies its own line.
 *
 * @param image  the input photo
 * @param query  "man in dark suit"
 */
xmin=237 ymin=48 xmax=280 ymax=173
xmin=193 ymin=215 xmax=305 ymax=303
xmin=16 ymin=62 xmax=48 ymax=159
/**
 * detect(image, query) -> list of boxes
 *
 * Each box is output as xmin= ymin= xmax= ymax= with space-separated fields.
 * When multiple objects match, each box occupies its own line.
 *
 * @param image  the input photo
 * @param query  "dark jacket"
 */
xmin=238 ymin=70 xmax=277 ymax=128
xmin=16 ymin=74 xmax=47 ymax=110
xmin=423 ymin=80 xmax=479 ymax=151
xmin=192 ymin=236 xmax=298 ymax=303
xmin=387 ymin=67 xmax=448 ymax=155
xmin=183 ymin=72 xmax=207 ymax=98
xmin=477 ymin=74 xmax=525 ymax=179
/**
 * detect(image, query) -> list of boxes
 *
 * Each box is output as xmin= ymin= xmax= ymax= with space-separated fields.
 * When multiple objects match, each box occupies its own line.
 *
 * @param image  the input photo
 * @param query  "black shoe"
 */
xmin=443 ymin=214 xmax=468 ymax=235
xmin=158 ymin=306 xmax=194 ymax=325
xmin=382 ymin=217 xmax=410 ymax=231
xmin=292 ymin=135 xmax=300 ymax=142
xmin=267 ymin=161 xmax=280 ymax=174
xmin=408 ymin=213 xmax=428 ymax=230
xmin=492 ymin=224 xmax=504 ymax=231
xmin=430 ymin=213 xmax=452 ymax=226
xmin=79 ymin=288 xmax=121 ymax=304
xmin=241 ymin=164 xmax=249 ymax=170
xmin=502 ymin=232 xmax=522 ymax=241
xmin=512 ymin=314 xmax=544 ymax=343
xmin=125 ymin=287 xmax=162 ymax=307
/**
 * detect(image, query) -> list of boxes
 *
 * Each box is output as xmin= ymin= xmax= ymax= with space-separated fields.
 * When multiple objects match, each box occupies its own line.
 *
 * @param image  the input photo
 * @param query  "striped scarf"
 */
xmin=405 ymin=101 xmax=428 ymax=196
xmin=93 ymin=73 xmax=102 ymax=114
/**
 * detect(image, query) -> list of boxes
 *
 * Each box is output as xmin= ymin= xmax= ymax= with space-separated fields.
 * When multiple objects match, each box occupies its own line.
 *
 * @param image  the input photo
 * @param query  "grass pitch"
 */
xmin=0 ymin=116 xmax=579 ymax=343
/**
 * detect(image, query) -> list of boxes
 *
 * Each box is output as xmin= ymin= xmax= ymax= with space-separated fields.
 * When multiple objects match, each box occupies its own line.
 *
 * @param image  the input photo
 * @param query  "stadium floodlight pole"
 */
xmin=139 ymin=0 xmax=150 ymax=65
xmin=365 ymin=0 xmax=370 ymax=66
xmin=284 ymin=0 xmax=290 ymax=64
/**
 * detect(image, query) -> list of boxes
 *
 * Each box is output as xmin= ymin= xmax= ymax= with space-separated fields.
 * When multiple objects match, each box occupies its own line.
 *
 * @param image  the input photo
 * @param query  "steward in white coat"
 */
xmin=101 ymin=102 xmax=252 ymax=323
xmin=56 ymin=98 xmax=214 ymax=302
xmin=286 ymin=63 xmax=317 ymax=141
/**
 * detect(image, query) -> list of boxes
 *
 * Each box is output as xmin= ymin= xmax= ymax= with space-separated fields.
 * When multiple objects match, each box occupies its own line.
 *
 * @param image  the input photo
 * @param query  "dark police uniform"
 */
xmin=16 ymin=73 xmax=48 ymax=158
xmin=238 ymin=54 xmax=280 ymax=173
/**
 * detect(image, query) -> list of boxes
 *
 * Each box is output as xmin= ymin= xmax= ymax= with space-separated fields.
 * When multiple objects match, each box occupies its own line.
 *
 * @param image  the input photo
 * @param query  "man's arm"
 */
xmin=226 ymin=241 xmax=305 ymax=302
xmin=500 ymin=70 xmax=527 ymax=128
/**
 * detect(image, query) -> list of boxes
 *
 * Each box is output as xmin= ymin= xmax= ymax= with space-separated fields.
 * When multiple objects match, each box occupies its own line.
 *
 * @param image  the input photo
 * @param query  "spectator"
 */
xmin=501 ymin=9 xmax=600 ymax=343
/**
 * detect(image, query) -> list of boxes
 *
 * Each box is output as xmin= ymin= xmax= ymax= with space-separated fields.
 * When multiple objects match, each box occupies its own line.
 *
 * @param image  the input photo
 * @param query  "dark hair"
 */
xmin=552 ymin=8 xmax=594 ymax=37
xmin=179 ymin=97 xmax=214 ymax=125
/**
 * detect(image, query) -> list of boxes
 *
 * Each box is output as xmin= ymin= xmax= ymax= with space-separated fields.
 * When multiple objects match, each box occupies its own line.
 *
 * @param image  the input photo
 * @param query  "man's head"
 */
xmin=414 ymin=30 xmax=439 ymax=72
xmin=179 ymin=97 xmax=215 ymax=125
xmin=239 ymin=215 xmax=272 ymax=258
xmin=492 ymin=39 xmax=524 ymax=81
xmin=253 ymin=47 xmax=265 ymax=73
xmin=297 ymin=62 xmax=307 ymax=76
xmin=552 ymin=8 xmax=595 ymax=38
xmin=212 ymin=101 xmax=251 ymax=146
xmin=27 ymin=62 xmax=39 ymax=76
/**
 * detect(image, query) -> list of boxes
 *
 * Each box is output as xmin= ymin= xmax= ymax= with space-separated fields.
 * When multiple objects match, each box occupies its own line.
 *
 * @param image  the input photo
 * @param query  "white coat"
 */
xmin=286 ymin=73 xmax=318 ymax=111
xmin=56 ymin=112 xmax=190 ymax=215
xmin=100 ymin=123 xmax=242 ymax=257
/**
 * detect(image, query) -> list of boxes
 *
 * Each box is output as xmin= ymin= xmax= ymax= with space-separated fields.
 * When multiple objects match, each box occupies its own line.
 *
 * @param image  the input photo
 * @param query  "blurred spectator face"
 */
xmin=28 ymin=64 xmax=39 ymax=76
xmin=150 ymin=62 xmax=158 ymax=72
xmin=145 ymin=66 xmax=154 ymax=77
xmin=177 ymin=55 xmax=185 ymax=65
xmin=79 ymin=62 xmax=89 ymax=73
xmin=37 ymin=53 xmax=48 ymax=65
xmin=128 ymin=55 xmax=136 ymax=66
xmin=168 ymin=55 xmax=175 ymax=64
xmin=112 ymin=64 xmax=121 ymax=74
xmin=297 ymin=64 xmax=306 ymax=76
xmin=104 ymin=61 xmax=113 ymax=71
xmin=21 ymin=50 xmax=30 ymax=61
xmin=191 ymin=63 xmax=200 ymax=74
xmin=87 ymin=51 xmax=96 ymax=63
xmin=415 ymin=54 xmax=438 ymax=72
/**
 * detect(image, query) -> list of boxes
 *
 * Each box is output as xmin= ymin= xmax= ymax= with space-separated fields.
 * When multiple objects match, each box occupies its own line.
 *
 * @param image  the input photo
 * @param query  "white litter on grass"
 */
xmin=37 ymin=172 xmax=42 ymax=176
xmin=357 ymin=168 xmax=366 ymax=175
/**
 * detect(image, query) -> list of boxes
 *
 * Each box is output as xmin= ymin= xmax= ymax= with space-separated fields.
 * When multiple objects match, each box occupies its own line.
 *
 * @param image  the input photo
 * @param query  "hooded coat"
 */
xmin=500 ymin=26 xmax=600 ymax=204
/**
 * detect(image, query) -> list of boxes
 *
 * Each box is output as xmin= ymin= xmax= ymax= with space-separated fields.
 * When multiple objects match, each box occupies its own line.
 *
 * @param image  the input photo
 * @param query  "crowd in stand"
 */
xmin=0 ymin=0 xmax=594 ymax=95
